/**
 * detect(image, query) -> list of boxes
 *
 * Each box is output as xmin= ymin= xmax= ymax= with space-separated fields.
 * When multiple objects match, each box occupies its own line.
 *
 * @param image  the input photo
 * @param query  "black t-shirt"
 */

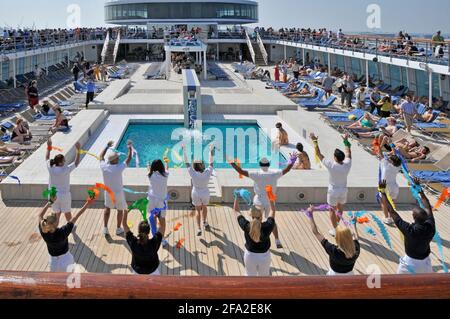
xmin=39 ymin=222 xmax=74 ymax=257
xmin=238 ymin=216 xmax=275 ymax=254
xmin=395 ymin=215 xmax=435 ymax=260
xmin=126 ymin=231 xmax=162 ymax=274
xmin=321 ymin=239 xmax=360 ymax=274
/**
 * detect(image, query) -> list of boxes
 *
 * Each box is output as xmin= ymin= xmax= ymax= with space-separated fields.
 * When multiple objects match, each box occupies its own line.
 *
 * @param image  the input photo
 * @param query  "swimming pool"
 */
xmin=116 ymin=122 xmax=286 ymax=169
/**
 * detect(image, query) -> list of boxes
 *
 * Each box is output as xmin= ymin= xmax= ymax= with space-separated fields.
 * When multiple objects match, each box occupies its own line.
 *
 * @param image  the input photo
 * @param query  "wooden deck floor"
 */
xmin=0 ymin=200 xmax=449 ymax=276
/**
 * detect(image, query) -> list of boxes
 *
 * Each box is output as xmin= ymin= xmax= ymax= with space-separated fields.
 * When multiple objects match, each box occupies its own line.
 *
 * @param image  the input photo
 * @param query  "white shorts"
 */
xmin=148 ymin=197 xmax=167 ymax=219
xmin=244 ymin=249 xmax=271 ymax=276
xmin=132 ymin=268 xmax=161 ymax=276
xmin=397 ymin=255 xmax=432 ymax=274
xmin=52 ymin=192 xmax=72 ymax=214
xmin=192 ymin=189 xmax=210 ymax=207
xmin=49 ymin=251 xmax=75 ymax=272
xmin=387 ymin=184 xmax=399 ymax=200
xmin=253 ymin=195 xmax=271 ymax=219
xmin=105 ymin=191 xmax=128 ymax=211
xmin=327 ymin=188 xmax=348 ymax=207
xmin=327 ymin=269 xmax=354 ymax=276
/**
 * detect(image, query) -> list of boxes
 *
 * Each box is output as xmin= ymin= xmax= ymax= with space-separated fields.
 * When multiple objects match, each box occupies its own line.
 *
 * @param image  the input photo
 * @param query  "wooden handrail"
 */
xmin=0 ymin=271 xmax=449 ymax=299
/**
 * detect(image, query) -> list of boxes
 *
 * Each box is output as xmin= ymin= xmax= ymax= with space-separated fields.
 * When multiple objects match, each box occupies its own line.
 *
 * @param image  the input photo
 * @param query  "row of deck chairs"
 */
xmin=0 ymin=62 xmax=75 ymax=115
xmin=107 ymin=61 xmax=131 ymax=80
xmin=232 ymin=62 xmax=269 ymax=80
xmin=207 ymin=62 xmax=229 ymax=80
xmin=144 ymin=62 xmax=165 ymax=80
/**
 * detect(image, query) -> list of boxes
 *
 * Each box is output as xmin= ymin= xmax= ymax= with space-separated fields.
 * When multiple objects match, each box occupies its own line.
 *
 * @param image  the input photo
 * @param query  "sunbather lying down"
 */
xmin=348 ymin=117 xmax=399 ymax=141
xmin=0 ymin=156 xmax=22 ymax=165
xmin=345 ymin=112 xmax=377 ymax=132
xmin=416 ymin=108 xmax=435 ymax=123
xmin=0 ymin=146 xmax=23 ymax=157
xmin=381 ymin=137 xmax=431 ymax=162
xmin=285 ymin=86 xmax=312 ymax=98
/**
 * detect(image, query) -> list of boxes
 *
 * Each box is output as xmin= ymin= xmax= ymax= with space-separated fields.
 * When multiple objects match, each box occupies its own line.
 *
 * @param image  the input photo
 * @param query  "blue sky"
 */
xmin=0 ymin=0 xmax=448 ymax=34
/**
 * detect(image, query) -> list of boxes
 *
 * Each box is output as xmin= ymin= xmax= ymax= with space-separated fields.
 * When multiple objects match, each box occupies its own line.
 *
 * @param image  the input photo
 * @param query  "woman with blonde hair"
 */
xmin=307 ymin=206 xmax=360 ymax=275
xmin=233 ymin=195 xmax=276 ymax=276
xmin=38 ymin=196 xmax=92 ymax=272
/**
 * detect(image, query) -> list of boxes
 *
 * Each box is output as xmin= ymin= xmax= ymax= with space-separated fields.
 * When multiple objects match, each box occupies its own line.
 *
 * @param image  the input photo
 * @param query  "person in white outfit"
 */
xmin=311 ymin=132 xmax=352 ymax=237
xmin=229 ymin=155 xmax=296 ymax=249
xmin=147 ymin=159 xmax=169 ymax=247
xmin=182 ymin=144 xmax=215 ymax=236
xmin=379 ymin=180 xmax=436 ymax=275
xmin=377 ymin=148 xmax=402 ymax=225
xmin=38 ymin=196 xmax=92 ymax=272
xmin=46 ymin=138 xmax=81 ymax=226
xmin=99 ymin=140 xmax=133 ymax=236
xmin=307 ymin=205 xmax=360 ymax=276
xmin=233 ymin=194 xmax=277 ymax=276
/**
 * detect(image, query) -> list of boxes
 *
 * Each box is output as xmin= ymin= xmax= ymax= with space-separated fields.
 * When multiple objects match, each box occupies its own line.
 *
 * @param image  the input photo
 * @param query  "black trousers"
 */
xmin=86 ymin=92 xmax=94 ymax=108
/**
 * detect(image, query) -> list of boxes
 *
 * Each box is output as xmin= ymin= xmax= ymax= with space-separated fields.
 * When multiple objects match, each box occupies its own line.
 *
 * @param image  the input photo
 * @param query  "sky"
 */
xmin=0 ymin=0 xmax=449 ymax=35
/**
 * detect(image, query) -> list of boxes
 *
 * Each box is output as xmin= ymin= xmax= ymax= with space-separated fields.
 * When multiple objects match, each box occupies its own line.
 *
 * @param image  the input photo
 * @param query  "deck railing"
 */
xmin=256 ymin=31 xmax=269 ymax=65
xmin=244 ymin=29 xmax=256 ymax=64
xmin=0 ymin=271 xmax=449 ymax=299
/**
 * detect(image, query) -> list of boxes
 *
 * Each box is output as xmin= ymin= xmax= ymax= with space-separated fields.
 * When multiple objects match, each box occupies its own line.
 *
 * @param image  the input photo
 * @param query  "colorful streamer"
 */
xmin=123 ymin=187 xmax=148 ymax=195
xmin=233 ymin=189 xmax=253 ymax=206
xmin=301 ymin=205 xmax=331 ymax=219
xmin=173 ymin=149 xmax=183 ymax=163
xmin=265 ymin=185 xmax=277 ymax=202
xmin=433 ymin=230 xmax=448 ymax=273
xmin=131 ymin=146 xmax=140 ymax=167
xmin=87 ymin=187 xmax=100 ymax=202
xmin=236 ymin=159 xmax=243 ymax=179
xmin=163 ymin=148 xmax=170 ymax=164
xmin=370 ymin=212 xmax=393 ymax=249
xmin=365 ymin=227 xmax=377 ymax=237
xmin=43 ymin=187 xmax=57 ymax=202
xmin=173 ymin=223 xmax=182 ymax=231
xmin=128 ymin=198 xmax=149 ymax=221
xmin=176 ymin=238 xmax=185 ymax=249
xmin=95 ymin=183 xmax=115 ymax=204
xmin=0 ymin=173 xmax=21 ymax=185
xmin=79 ymin=150 xmax=100 ymax=161
xmin=49 ymin=146 xmax=64 ymax=152
xmin=434 ymin=188 xmax=450 ymax=210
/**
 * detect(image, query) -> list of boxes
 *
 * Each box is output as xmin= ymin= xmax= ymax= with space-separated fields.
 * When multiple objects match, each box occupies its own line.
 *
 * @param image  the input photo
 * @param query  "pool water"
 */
xmin=116 ymin=122 xmax=286 ymax=169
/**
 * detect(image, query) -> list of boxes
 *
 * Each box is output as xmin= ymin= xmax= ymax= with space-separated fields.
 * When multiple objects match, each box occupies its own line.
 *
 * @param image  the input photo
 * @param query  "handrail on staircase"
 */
xmin=244 ymin=29 xmax=256 ymax=65
xmin=256 ymin=31 xmax=269 ymax=65
xmin=112 ymin=30 xmax=121 ymax=65
xmin=100 ymin=31 xmax=110 ymax=65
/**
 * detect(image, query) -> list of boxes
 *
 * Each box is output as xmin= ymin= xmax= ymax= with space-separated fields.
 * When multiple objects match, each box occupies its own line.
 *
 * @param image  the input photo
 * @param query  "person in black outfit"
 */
xmin=123 ymin=210 xmax=165 ymax=275
xmin=379 ymin=179 xmax=436 ymax=274
xmin=234 ymin=195 xmax=276 ymax=276
xmin=308 ymin=206 xmax=360 ymax=275
xmin=72 ymin=63 xmax=80 ymax=82
xmin=39 ymin=197 xmax=91 ymax=272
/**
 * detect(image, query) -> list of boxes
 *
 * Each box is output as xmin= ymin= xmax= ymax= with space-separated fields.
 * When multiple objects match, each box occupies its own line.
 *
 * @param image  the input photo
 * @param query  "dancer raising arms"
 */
xmin=46 ymin=138 xmax=81 ymax=226
xmin=99 ymin=140 xmax=133 ymax=236
xmin=123 ymin=209 xmax=165 ymax=275
xmin=234 ymin=194 xmax=277 ymax=276
xmin=307 ymin=205 xmax=360 ymax=275
xmin=147 ymin=158 xmax=169 ymax=247
xmin=379 ymin=179 xmax=436 ymax=274
xmin=229 ymin=155 xmax=296 ymax=249
xmin=39 ymin=197 xmax=92 ymax=272
xmin=310 ymin=132 xmax=352 ymax=237
xmin=182 ymin=144 xmax=215 ymax=237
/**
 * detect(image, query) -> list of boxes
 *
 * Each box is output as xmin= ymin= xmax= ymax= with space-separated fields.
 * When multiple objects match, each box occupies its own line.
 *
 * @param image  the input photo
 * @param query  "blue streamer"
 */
xmin=391 ymin=145 xmax=424 ymax=209
xmin=233 ymin=189 xmax=253 ymax=206
xmin=370 ymin=213 xmax=393 ymax=249
xmin=123 ymin=187 xmax=148 ymax=195
xmin=433 ymin=230 xmax=449 ymax=273
xmin=148 ymin=195 xmax=169 ymax=236
xmin=0 ymin=174 xmax=21 ymax=185
xmin=365 ymin=227 xmax=377 ymax=237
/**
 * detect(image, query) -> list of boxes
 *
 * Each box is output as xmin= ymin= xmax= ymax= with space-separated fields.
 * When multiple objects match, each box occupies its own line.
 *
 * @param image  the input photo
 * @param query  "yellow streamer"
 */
xmin=79 ymin=150 xmax=100 ymax=161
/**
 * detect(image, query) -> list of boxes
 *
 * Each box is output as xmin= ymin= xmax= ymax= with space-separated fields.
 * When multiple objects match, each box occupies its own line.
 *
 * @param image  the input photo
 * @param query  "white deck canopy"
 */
xmin=164 ymin=38 xmax=208 ymax=80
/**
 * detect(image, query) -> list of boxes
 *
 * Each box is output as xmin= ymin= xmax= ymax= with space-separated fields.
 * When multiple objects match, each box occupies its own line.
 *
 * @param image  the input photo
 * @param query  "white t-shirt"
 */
xmin=188 ymin=166 xmax=213 ymax=192
xmin=381 ymin=158 xmax=400 ymax=188
xmin=248 ymin=169 xmax=283 ymax=205
xmin=100 ymin=161 xmax=127 ymax=194
xmin=47 ymin=160 xmax=76 ymax=194
xmin=322 ymin=158 xmax=352 ymax=190
xmin=148 ymin=172 xmax=169 ymax=200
